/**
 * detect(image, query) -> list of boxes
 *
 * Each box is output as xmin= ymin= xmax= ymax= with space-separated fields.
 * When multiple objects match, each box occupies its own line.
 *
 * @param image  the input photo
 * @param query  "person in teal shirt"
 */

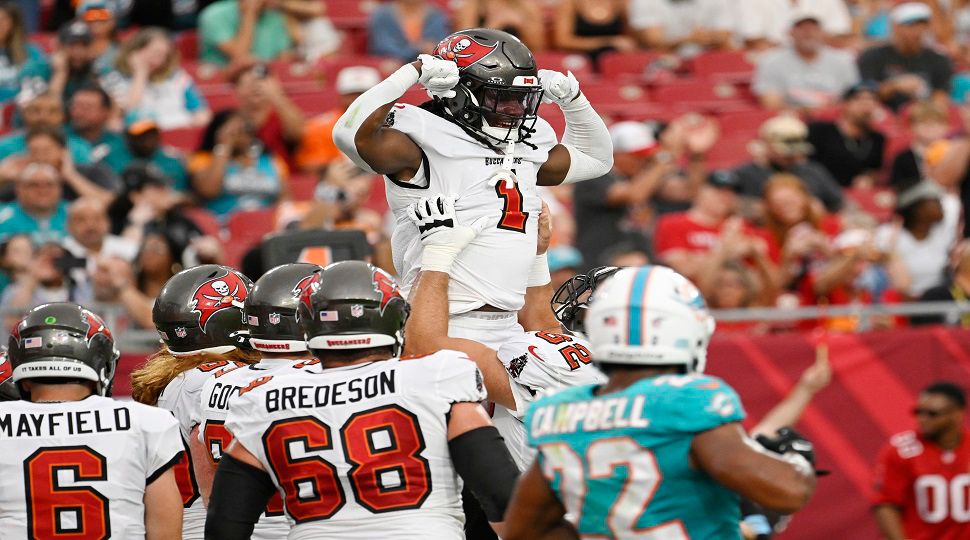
xmin=0 ymin=163 xmax=68 ymax=245
xmin=198 ymin=0 xmax=293 ymax=66
xmin=117 ymin=119 xmax=189 ymax=191
xmin=65 ymin=84 xmax=127 ymax=173
xmin=0 ymin=92 xmax=92 ymax=166
xmin=505 ymin=265 xmax=818 ymax=540
xmin=0 ymin=1 xmax=48 ymax=108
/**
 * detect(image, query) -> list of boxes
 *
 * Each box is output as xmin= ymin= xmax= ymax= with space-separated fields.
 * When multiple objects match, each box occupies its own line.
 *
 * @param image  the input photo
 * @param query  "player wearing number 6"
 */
xmin=332 ymin=28 xmax=612 ymax=350
xmin=504 ymin=266 xmax=817 ymax=540
xmin=205 ymin=261 xmax=521 ymax=540
xmin=0 ymin=303 xmax=184 ymax=539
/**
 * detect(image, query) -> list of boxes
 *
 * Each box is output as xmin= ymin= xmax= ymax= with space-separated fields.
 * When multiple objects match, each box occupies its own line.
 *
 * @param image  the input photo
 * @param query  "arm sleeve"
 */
xmin=143 ymin=408 xmax=185 ymax=483
xmin=206 ymin=454 xmax=277 ymax=540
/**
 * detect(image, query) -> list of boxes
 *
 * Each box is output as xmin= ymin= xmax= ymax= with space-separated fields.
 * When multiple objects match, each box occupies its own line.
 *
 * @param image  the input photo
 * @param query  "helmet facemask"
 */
xmin=552 ymin=266 xmax=621 ymax=334
xmin=447 ymin=75 xmax=542 ymax=145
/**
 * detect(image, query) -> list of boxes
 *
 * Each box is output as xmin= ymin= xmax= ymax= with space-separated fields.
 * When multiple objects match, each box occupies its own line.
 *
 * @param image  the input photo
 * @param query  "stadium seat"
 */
xmin=175 ymin=31 xmax=198 ymax=60
xmin=653 ymin=79 xmax=754 ymax=113
xmin=597 ymin=51 xmax=663 ymax=79
xmin=533 ymin=52 xmax=594 ymax=79
xmin=845 ymin=187 xmax=895 ymax=222
xmin=717 ymin=109 xmax=776 ymax=138
xmin=290 ymin=174 xmax=319 ymax=201
xmin=581 ymin=82 xmax=651 ymax=114
xmin=316 ymin=55 xmax=405 ymax=83
xmin=159 ymin=126 xmax=203 ymax=152
xmin=290 ymin=90 xmax=339 ymax=116
xmin=326 ymin=0 xmax=376 ymax=28
xmin=690 ymin=50 xmax=755 ymax=83
xmin=204 ymin=93 xmax=240 ymax=112
xmin=269 ymin=60 xmax=324 ymax=92
xmin=227 ymin=208 xmax=278 ymax=246
xmin=704 ymin=135 xmax=755 ymax=170
xmin=182 ymin=207 xmax=223 ymax=239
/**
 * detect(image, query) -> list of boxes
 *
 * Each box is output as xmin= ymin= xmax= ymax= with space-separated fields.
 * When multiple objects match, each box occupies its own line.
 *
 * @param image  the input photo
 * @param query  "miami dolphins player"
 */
xmin=504 ymin=266 xmax=817 ymax=539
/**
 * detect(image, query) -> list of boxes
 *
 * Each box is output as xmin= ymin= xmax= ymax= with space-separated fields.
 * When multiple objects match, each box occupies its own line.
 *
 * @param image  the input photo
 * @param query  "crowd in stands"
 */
xmin=4 ymin=0 xmax=970 ymax=334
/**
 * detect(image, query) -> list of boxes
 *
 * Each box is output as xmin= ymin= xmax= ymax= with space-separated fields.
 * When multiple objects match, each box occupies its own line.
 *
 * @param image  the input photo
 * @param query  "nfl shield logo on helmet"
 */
xmin=351 ymin=304 xmax=364 ymax=318
xmin=269 ymin=312 xmax=281 ymax=325
xmin=175 ymin=327 xmax=187 ymax=338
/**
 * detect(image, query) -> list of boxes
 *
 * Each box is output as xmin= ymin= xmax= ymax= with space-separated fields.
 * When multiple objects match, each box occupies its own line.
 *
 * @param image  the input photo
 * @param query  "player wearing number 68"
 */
xmin=205 ymin=261 xmax=522 ymax=540
xmin=504 ymin=266 xmax=817 ymax=540
xmin=0 ymin=303 xmax=185 ymax=539
xmin=332 ymin=28 xmax=613 ymax=352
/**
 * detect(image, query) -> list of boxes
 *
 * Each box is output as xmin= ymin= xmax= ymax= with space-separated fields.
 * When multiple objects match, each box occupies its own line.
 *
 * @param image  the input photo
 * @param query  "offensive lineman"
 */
xmin=130 ymin=264 xmax=258 ymax=539
xmin=0 ymin=303 xmax=184 ymax=538
xmin=504 ymin=266 xmax=818 ymax=539
xmin=194 ymin=263 xmax=322 ymax=537
xmin=205 ymin=261 xmax=521 ymax=539
xmin=333 ymin=28 xmax=613 ymax=348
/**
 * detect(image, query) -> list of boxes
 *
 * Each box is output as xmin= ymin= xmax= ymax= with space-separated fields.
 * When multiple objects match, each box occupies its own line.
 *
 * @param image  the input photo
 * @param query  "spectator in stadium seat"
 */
xmin=0 ymin=93 xmax=91 ymax=166
xmin=0 ymin=233 xmax=32 ymax=296
xmin=876 ymin=180 xmax=960 ymax=298
xmin=0 ymin=163 xmax=69 ymax=245
xmin=296 ymin=66 xmax=381 ymax=174
xmin=0 ymin=240 xmax=91 ymax=322
xmin=598 ymin=242 xmax=651 ymax=268
xmin=628 ymin=0 xmax=734 ymax=53
xmin=753 ymin=11 xmax=860 ymax=111
xmin=199 ymin=0 xmax=294 ymax=66
xmin=737 ymin=0 xmax=853 ymax=49
xmin=100 ymin=27 xmax=211 ymax=130
xmin=763 ymin=173 xmax=839 ymax=292
xmin=26 ymin=20 xmax=106 ymax=106
xmin=66 ymin=84 xmax=128 ymax=173
xmin=233 ymin=63 xmax=303 ymax=169
xmin=276 ymin=0 xmax=341 ymax=62
xmin=189 ymin=108 xmax=290 ymax=218
xmin=88 ymin=254 xmax=153 ymax=328
xmin=453 ymin=0 xmax=545 ymax=52
xmin=734 ymin=115 xmax=844 ymax=214
xmin=858 ymin=2 xmax=953 ymax=111
xmin=653 ymin=170 xmax=780 ymax=283
xmin=367 ymin=0 xmax=450 ymax=61
xmin=63 ymin=196 xmax=137 ymax=271
xmin=917 ymin=240 xmax=970 ymax=326
xmin=807 ymin=81 xmax=886 ymax=188
xmin=701 ymin=260 xmax=774 ymax=333
xmin=0 ymin=126 xmax=114 ymax=204
xmin=553 ymin=0 xmax=636 ymax=59
xmin=0 ymin=1 xmax=47 ymax=110
xmin=547 ymin=245 xmax=583 ymax=291
xmin=890 ymin=100 xmax=952 ymax=189
xmin=873 ymin=382 xmax=970 ymax=540
xmin=108 ymin=163 xmax=201 ymax=252
xmin=117 ymin=119 xmax=189 ymax=191
xmin=76 ymin=0 xmax=118 ymax=75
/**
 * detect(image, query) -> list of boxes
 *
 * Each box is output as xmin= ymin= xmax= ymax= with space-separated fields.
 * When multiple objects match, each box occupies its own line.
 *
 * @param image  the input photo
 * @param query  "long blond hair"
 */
xmin=115 ymin=27 xmax=180 ymax=83
xmin=130 ymin=347 xmax=259 ymax=405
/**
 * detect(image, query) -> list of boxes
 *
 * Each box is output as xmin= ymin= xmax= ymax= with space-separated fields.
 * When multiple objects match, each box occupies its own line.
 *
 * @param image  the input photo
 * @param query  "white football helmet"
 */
xmin=585 ymin=265 xmax=715 ymax=372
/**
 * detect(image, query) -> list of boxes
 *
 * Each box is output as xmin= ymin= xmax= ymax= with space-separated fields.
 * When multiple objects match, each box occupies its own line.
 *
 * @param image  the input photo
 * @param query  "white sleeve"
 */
xmin=224 ymin=387 xmax=270 ymax=465
xmin=433 ymin=351 xmax=488 ymax=404
xmin=560 ymin=93 xmax=613 ymax=184
xmin=141 ymin=407 xmax=184 ymax=484
xmin=158 ymin=373 xmax=203 ymax=439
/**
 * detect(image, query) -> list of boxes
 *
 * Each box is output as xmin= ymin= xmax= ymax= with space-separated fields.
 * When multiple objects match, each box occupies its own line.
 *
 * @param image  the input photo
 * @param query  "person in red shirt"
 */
xmin=232 ymin=63 xmax=305 ymax=170
xmin=872 ymin=382 xmax=970 ymax=540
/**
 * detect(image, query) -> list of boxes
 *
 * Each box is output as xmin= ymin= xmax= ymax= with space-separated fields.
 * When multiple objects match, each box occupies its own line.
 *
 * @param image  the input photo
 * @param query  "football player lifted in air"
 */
xmin=194 ymin=263 xmax=323 ymax=538
xmin=205 ymin=261 xmax=520 ymax=540
xmin=504 ymin=266 xmax=818 ymax=540
xmin=0 ymin=303 xmax=184 ymax=538
xmin=404 ymin=195 xmax=606 ymax=472
xmin=333 ymin=28 xmax=613 ymax=350
xmin=130 ymin=264 xmax=258 ymax=540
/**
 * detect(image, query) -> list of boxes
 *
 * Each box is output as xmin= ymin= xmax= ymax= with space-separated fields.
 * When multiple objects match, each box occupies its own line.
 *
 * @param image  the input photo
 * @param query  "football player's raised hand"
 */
xmin=538 ymin=69 xmax=580 ymax=107
xmin=407 ymin=195 xmax=489 ymax=273
xmin=417 ymin=54 xmax=460 ymax=99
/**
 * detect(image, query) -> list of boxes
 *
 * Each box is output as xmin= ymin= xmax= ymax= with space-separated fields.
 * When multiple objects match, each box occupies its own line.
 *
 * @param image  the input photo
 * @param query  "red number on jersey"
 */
xmin=535 ymin=331 xmax=573 ymax=345
xmin=560 ymin=344 xmax=593 ymax=370
xmin=495 ymin=181 xmax=528 ymax=233
xmin=239 ymin=376 xmax=273 ymax=396
xmin=173 ymin=439 xmax=200 ymax=507
xmin=205 ymin=420 xmax=283 ymax=516
xmin=341 ymin=405 xmax=432 ymax=512
xmin=263 ymin=406 xmax=433 ymax=522
xmin=196 ymin=360 xmax=245 ymax=373
xmin=264 ymin=417 xmax=346 ymax=522
xmin=24 ymin=446 xmax=110 ymax=539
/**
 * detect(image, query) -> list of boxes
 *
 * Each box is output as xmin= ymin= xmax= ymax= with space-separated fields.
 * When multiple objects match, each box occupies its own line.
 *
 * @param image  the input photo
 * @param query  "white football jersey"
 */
xmin=197 ymin=357 xmax=321 ymax=539
xmin=492 ymin=331 xmax=606 ymax=470
xmin=225 ymin=350 xmax=486 ymax=540
xmin=0 ymin=396 xmax=183 ymax=539
xmin=385 ymin=104 xmax=558 ymax=313
xmin=158 ymin=359 xmax=246 ymax=540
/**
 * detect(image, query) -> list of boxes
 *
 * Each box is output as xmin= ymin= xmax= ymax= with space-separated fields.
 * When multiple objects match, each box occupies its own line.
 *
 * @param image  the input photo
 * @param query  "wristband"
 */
xmin=527 ymin=253 xmax=551 ymax=287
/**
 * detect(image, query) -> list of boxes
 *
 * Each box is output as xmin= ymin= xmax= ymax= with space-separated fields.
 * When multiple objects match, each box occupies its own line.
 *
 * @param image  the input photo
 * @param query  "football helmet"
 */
xmin=153 ymin=265 xmax=254 ymax=356
xmin=7 ymin=303 xmax=120 ymax=396
xmin=552 ymin=266 xmax=620 ymax=334
xmin=585 ymin=265 xmax=716 ymax=372
xmin=0 ymin=348 xmax=19 ymax=401
xmin=432 ymin=28 xmax=543 ymax=146
xmin=244 ymin=263 xmax=322 ymax=353
xmin=297 ymin=261 xmax=409 ymax=356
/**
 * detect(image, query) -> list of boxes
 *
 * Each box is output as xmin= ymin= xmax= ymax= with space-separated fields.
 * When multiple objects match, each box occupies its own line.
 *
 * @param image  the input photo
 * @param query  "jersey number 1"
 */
xmin=540 ymin=437 xmax=688 ymax=539
xmin=495 ymin=181 xmax=528 ymax=233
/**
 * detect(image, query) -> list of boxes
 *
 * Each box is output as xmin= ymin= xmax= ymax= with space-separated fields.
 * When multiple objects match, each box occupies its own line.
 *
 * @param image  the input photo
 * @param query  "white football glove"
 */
xmin=418 ymin=54 xmax=460 ymax=99
xmin=407 ymin=195 xmax=488 ymax=273
xmin=538 ymin=69 xmax=580 ymax=106
xmin=488 ymin=169 xmax=517 ymax=190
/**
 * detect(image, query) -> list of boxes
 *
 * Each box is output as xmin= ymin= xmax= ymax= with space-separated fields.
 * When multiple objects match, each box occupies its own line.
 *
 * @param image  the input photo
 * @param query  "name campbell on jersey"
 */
xmin=225 ymin=350 xmax=486 ymax=540
xmin=386 ymin=104 xmax=558 ymax=313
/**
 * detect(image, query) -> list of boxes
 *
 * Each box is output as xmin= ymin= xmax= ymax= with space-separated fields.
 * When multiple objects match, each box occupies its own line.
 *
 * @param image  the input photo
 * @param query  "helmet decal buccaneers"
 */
xmin=434 ymin=34 xmax=498 ymax=68
xmin=191 ymin=271 xmax=249 ymax=333
xmin=372 ymin=269 xmax=403 ymax=315
xmin=81 ymin=309 xmax=112 ymax=345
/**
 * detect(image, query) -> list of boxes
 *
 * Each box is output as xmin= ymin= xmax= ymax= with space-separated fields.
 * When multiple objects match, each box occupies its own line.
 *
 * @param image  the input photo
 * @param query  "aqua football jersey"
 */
xmin=525 ymin=373 xmax=746 ymax=539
